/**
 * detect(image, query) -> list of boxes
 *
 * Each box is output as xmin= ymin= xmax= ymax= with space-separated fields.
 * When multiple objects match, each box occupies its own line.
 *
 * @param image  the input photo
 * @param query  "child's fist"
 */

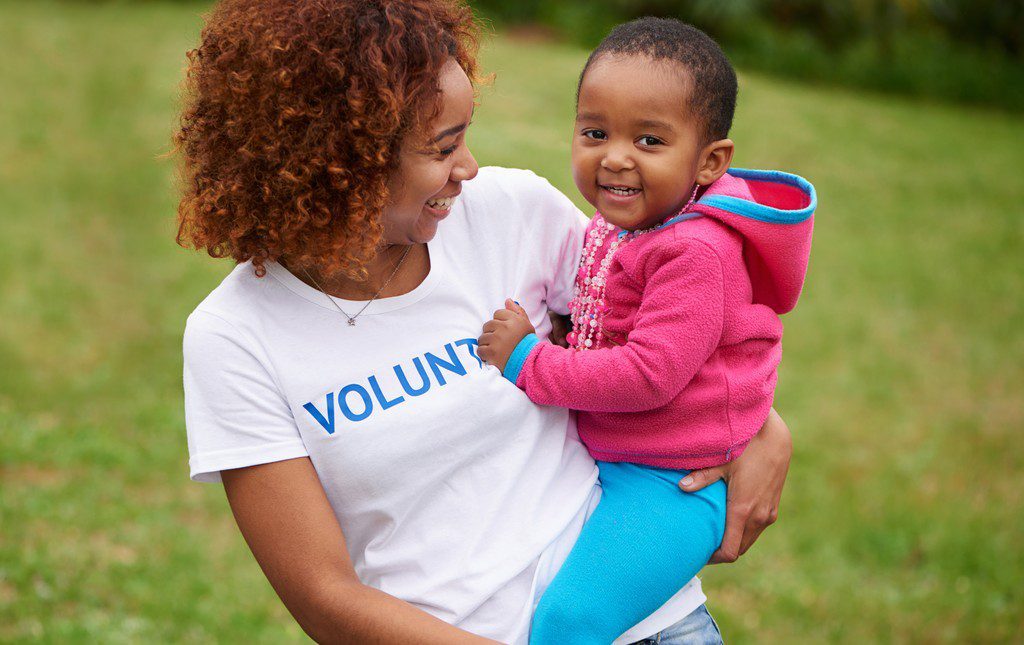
xmin=477 ymin=299 xmax=536 ymax=373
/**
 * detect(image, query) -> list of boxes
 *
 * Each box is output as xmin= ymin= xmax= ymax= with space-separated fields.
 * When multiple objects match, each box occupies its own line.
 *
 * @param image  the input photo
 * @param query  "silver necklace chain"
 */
xmin=301 ymin=244 xmax=413 ymax=326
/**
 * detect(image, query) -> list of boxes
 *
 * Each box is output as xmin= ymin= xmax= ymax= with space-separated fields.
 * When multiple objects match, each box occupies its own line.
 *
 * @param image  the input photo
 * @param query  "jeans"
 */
xmin=630 ymin=604 xmax=723 ymax=645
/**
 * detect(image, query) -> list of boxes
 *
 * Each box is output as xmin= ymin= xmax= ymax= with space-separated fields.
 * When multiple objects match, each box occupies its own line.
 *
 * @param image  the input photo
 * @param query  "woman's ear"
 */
xmin=695 ymin=139 xmax=734 ymax=187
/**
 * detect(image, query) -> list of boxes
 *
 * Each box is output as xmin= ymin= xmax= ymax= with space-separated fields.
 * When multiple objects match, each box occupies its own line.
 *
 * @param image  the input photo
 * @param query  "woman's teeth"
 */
xmin=427 ymin=196 xmax=454 ymax=210
xmin=604 ymin=186 xmax=640 ymax=196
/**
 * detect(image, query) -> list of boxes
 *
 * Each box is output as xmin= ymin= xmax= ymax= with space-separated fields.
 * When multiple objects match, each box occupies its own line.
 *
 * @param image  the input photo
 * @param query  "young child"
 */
xmin=477 ymin=18 xmax=816 ymax=645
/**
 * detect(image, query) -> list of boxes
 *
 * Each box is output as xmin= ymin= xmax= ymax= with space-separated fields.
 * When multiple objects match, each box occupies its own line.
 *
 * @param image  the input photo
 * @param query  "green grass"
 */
xmin=1 ymin=1 xmax=1022 ymax=642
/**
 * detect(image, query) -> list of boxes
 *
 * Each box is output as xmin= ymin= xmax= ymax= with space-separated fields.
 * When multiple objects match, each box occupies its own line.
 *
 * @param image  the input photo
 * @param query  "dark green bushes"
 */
xmin=471 ymin=0 xmax=1024 ymax=111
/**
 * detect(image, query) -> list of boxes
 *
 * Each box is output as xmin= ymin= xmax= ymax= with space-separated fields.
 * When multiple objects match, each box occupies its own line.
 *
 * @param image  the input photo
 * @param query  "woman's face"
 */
xmin=383 ymin=58 xmax=478 ymax=245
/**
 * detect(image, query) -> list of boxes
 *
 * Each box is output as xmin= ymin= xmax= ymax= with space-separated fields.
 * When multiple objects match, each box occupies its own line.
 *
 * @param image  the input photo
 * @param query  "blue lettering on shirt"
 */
xmin=394 ymin=357 xmax=431 ymax=397
xmin=303 ymin=392 xmax=336 ymax=435
xmin=338 ymin=384 xmax=373 ymax=422
xmin=425 ymin=343 xmax=467 ymax=386
xmin=368 ymin=375 xmax=405 ymax=410
xmin=302 ymin=337 xmax=487 ymax=434
xmin=455 ymin=338 xmax=483 ymax=368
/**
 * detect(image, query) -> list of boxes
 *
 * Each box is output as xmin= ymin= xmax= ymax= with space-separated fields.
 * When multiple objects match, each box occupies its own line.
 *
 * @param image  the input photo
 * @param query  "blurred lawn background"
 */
xmin=1 ymin=0 xmax=1022 ymax=642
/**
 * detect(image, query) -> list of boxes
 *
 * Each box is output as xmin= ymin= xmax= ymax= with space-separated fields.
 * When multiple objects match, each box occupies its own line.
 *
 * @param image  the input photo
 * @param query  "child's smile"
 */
xmin=572 ymin=54 xmax=706 ymax=231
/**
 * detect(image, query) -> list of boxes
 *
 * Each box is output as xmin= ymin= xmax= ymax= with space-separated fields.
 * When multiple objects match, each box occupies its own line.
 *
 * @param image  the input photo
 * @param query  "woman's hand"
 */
xmin=547 ymin=312 xmax=571 ymax=348
xmin=478 ymin=299 xmax=536 ymax=372
xmin=679 ymin=408 xmax=791 ymax=563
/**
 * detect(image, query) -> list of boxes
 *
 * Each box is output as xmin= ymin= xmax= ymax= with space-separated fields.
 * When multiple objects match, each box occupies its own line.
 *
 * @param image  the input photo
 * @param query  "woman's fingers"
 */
xmin=678 ymin=465 xmax=726 ymax=492
xmin=547 ymin=312 xmax=570 ymax=348
xmin=680 ymin=463 xmax=742 ymax=564
xmin=738 ymin=507 xmax=775 ymax=555
xmin=481 ymin=320 xmax=498 ymax=334
xmin=710 ymin=501 xmax=776 ymax=564
xmin=709 ymin=504 xmax=748 ymax=564
xmin=704 ymin=410 xmax=791 ymax=565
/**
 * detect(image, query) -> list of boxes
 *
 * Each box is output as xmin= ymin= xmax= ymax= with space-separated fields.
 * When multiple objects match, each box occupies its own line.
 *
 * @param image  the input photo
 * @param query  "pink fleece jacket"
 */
xmin=504 ymin=168 xmax=816 ymax=469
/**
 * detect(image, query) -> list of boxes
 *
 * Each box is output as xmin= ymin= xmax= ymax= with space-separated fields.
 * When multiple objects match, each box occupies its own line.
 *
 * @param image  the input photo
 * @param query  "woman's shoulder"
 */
xmin=185 ymin=261 xmax=279 ymax=339
xmin=465 ymin=165 xmax=553 ymax=193
xmin=463 ymin=167 xmax=575 ymax=210
xmin=459 ymin=166 xmax=585 ymax=234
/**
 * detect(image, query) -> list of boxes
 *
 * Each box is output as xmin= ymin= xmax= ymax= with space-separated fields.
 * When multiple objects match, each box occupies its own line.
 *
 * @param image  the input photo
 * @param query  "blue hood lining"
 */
xmin=697 ymin=168 xmax=816 ymax=225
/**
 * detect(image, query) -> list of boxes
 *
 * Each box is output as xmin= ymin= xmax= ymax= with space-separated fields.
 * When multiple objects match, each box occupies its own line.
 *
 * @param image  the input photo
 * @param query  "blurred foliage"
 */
xmin=470 ymin=0 xmax=1024 ymax=111
xmin=54 ymin=0 xmax=1024 ymax=108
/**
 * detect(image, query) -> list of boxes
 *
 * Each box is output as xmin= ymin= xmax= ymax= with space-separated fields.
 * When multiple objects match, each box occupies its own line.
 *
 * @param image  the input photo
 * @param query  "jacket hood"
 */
xmin=690 ymin=168 xmax=816 ymax=314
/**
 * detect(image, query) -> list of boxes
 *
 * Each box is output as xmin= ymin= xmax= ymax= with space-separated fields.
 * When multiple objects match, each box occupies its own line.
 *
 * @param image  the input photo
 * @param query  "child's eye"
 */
xmin=637 ymin=135 xmax=664 ymax=146
xmin=582 ymin=129 xmax=607 ymax=141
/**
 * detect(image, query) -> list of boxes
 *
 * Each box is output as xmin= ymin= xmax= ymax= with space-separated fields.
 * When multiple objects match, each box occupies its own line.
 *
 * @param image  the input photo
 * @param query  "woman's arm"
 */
xmin=221 ymin=457 xmax=499 ymax=644
xmin=679 ymin=408 xmax=791 ymax=563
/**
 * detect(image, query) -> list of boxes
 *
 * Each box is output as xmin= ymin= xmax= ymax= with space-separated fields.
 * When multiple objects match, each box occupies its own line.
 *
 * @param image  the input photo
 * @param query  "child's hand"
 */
xmin=478 ymin=299 xmax=536 ymax=373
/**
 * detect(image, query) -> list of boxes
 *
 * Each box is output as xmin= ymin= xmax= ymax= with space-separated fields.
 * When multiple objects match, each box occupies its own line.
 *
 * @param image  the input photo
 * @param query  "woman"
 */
xmin=176 ymin=1 xmax=791 ymax=642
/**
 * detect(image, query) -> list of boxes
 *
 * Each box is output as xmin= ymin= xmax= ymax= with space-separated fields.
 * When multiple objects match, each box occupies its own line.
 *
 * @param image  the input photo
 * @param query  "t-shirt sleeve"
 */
xmin=509 ymin=170 xmax=588 ymax=316
xmin=183 ymin=310 xmax=308 ymax=483
xmin=545 ymin=205 xmax=589 ymax=316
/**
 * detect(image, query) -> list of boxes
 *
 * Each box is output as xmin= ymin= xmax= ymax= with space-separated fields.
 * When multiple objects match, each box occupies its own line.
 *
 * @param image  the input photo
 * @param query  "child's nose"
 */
xmin=600 ymin=144 xmax=634 ymax=172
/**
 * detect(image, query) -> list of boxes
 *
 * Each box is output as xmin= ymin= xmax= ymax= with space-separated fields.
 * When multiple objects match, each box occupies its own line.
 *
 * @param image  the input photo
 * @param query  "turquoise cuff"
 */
xmin=503 ymin=333 xmax=541 ymax=385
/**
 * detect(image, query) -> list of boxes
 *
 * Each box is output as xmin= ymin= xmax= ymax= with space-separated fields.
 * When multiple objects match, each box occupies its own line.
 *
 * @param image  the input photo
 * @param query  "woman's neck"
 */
xmin=287 ymin=242 xmax=430 ymax=301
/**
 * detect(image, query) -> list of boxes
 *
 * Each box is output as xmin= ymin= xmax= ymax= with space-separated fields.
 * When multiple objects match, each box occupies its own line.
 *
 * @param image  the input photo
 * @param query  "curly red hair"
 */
xmin=174 ymin=0 xmax=480 ymax=279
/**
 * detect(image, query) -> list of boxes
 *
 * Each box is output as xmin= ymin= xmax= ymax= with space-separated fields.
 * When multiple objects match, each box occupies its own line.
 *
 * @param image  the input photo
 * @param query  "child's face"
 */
xmin=572 ymin=54 xmax=706 ymax=231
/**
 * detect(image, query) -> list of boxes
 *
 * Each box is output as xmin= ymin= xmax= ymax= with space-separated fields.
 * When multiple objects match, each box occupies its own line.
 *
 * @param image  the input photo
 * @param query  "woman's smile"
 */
xmin=424 ymin=190 xmax=461 ymax=217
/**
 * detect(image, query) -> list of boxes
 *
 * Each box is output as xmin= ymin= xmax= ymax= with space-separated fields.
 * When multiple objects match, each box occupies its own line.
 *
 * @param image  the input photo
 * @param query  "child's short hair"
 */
xmin=578 ymin=17 xmax=737 ymax=143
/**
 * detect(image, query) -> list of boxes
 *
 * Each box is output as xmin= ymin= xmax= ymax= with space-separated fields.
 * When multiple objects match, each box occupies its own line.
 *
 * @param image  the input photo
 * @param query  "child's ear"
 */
xmin=695 ymin=139 xmax=734 ymax=187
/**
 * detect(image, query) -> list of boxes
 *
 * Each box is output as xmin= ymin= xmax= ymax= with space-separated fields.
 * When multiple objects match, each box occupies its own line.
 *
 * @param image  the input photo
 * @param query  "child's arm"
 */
xmin=478 ymin=238 xmax=726 ymax=413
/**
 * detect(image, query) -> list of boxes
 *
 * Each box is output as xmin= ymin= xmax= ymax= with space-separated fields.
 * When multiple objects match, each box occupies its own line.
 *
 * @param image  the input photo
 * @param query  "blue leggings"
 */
xmin=530 ymin=461 xmax=726 ymax=645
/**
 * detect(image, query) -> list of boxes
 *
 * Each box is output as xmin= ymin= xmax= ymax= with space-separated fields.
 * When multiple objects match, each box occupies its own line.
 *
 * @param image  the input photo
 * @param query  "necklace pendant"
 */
xmin=347 ymin=318 xmax=356 ymax=326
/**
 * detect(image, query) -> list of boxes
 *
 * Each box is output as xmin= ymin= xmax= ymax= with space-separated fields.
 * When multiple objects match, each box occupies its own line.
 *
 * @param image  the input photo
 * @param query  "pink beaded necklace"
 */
xmin=566 ymin=185 xmax=700 ymax=351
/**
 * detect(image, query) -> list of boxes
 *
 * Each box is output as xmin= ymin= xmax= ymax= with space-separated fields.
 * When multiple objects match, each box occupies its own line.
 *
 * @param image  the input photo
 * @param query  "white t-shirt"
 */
xmin=183 ymin=167 xmax=705 ymax=643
